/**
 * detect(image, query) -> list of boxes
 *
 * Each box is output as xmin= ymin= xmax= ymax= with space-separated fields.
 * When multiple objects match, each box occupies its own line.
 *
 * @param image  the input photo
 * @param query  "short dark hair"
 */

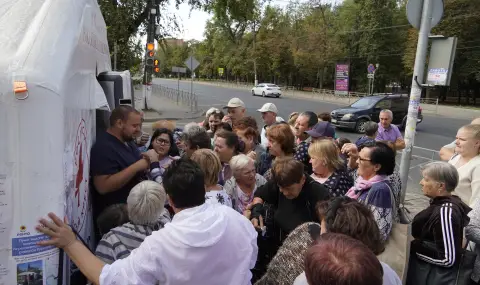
xmin=359 ymin=141 xmax=396 ymax=176
xmin=364 ymin=121 xmax=379 ymax=137
xmin=318 ymin=112 xmax=332 ymax=122
xmin=217 ymin=122 xmax=233 ymax=132
xmin=109 ymin=105 xmax=140 ymax=127
xmin=316 ymin=197 xmax=385 ymax=255
xmin=96 ymin=204 xmax=129 ymax=236
xmin=300 ymin=111 xmax=319 ymax=128
xmin=149 ymin=128 xmax=180 ymax=157
xmin=187 ymin=131 xmax=211 ymax=151
xmin=336 ymin=137 xmax=351 ymax=150
xmin=215 ymin=130 xmax=245 ymax=153
xmin=235 ymin=116 xmax=259 ymax=131
xmin=305 ymin=233 xmax=383 ymax=285
xmin=163 ymin=158 xmax=205 ymax=208
xmin=272 ymin=157 xmax=305 ymax=187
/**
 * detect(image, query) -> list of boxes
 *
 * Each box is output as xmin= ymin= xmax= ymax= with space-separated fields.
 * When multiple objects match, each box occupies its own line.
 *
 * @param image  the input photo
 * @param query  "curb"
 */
xmin=143 ymin=109 xmax=205 ymax=123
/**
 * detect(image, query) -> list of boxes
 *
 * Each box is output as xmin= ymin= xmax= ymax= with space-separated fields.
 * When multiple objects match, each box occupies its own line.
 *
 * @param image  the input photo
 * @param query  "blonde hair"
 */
xmin=288 ymin=112 xmax=299 ymax=126
xmin=152 ymin=120 xmax=176 ymax=132
xmin=230 ymin=154 xmax=254 ymax=173
xmin=190 ymin=149 xmax=222 ymax=186
xmin=308 ymin=140 xmax=344 ymax=171
xmin=461 ymin=124 xmax=480 ymax=140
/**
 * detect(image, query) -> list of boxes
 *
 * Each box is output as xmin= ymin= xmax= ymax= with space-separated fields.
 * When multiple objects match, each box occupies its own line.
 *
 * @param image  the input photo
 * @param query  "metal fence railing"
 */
xmin=151 ymin=84 xmax=198 ymax=112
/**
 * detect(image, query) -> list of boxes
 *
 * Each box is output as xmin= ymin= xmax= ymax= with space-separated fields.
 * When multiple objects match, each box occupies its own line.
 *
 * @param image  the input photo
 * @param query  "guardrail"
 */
xmin=151 ymin=84 xmax=198 ymax=112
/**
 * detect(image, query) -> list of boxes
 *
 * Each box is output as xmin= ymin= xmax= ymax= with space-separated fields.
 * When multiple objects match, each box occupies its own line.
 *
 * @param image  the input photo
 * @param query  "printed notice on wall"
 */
xmin=0 ymin=174 xmax=12 ymax=243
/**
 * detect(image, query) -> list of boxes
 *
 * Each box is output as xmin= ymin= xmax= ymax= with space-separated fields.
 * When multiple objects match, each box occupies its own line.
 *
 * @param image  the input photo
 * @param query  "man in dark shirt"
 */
xmin=90 ymin=106 xmax=151 ymax=221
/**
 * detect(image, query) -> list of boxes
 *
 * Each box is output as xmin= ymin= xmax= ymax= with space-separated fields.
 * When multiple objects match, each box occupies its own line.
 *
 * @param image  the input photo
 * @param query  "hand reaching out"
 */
xmin=36 ymin=213 xmax=77 ymax=249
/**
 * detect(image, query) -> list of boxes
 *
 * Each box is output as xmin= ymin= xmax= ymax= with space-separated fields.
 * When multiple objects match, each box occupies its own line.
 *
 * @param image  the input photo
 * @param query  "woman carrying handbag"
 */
xmin=407 ymin=161 xmax=475 ymax=285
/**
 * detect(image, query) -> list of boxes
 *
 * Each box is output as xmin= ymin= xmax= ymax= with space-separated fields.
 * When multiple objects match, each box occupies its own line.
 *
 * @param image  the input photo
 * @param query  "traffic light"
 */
xmin=146 ymin=42 xmax=155 ymax=67
xmin=154 ymin=59 xmax=160 ymax=73
xmin=146 ymin=42 xmax=154 ymax=52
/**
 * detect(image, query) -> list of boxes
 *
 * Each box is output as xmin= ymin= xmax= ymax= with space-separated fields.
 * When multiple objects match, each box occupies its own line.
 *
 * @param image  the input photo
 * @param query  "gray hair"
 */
xmin=127 ymin=181 xmax=167 ymax=225
xmin=364 ymin=121 xmax=379 ymax=136
xmin=421 ymin=161 xmax=459 ymax=192
xmin=380 ymin=109 xmax=393 ymax=119
xmin=230 ymin=154 xmax=254 ymax=173
xmin=182 ymin=123 xmax=207 ymax=139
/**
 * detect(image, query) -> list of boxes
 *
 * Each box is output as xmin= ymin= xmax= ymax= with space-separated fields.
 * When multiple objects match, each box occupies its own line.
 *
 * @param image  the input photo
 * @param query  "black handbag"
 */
xmin=406 ymin=240 xmax=477 ymax=285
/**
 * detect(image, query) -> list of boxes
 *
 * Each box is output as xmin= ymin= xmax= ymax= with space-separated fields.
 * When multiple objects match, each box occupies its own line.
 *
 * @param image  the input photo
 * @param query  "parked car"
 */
xmin=251 ymin=83 xmax=282 ymax=98
xmin=330 ymin=94 xmax=423 ymax=133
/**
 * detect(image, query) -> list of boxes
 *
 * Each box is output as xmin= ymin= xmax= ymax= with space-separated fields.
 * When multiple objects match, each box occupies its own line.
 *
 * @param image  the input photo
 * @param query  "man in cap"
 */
xmin=223 ymin=98 xmax=246 ymax=127
xmin=305 ymin=121 xmax=336 ymax=142
xmin=257 ymin=103 xmax=284 ymax=148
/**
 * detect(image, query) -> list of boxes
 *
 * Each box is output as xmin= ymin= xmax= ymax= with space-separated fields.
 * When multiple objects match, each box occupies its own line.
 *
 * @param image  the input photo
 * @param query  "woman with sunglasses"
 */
xmin=145 ymin=128 xmax=180 ymax=184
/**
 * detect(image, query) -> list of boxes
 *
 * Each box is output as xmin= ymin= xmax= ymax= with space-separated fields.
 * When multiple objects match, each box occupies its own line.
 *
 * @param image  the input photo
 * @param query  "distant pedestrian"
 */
xmin=356 ymin=121 xmax=378 ymax=147
xmin=257 ymin=103 xmax=285 ymax=148
xmin=376 ymin=110 xmax=405 ymax=150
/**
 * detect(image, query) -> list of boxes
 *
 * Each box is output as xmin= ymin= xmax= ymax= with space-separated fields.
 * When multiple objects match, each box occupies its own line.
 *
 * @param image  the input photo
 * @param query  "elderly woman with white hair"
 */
xmin=407 ymin=161 xmax=471 ymax=284
xmin=224 ymin=154 xmax=267 ymax=214
xmin=94 ymin=181 xmax=171 ymax=264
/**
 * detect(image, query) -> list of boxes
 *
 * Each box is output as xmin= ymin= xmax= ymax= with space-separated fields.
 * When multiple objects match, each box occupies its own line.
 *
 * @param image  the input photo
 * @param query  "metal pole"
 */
xmin=114 ymin=41 xmax=117 ymax=71
xmin=371 ymin=74 xmax=375 ymax=95
xmin=177 ymin=71 xmax=180 ymax=104
xmin=190 ymin=57 xmax=194 ymax=96
xmin=253 ymin=21 xmax=258 ymax=86
xmin=399 ymin=0 xmax=433 ymax=204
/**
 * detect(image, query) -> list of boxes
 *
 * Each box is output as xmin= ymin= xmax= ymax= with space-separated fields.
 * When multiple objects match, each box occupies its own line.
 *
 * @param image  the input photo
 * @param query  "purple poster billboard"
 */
xmin=335 ymin=63 xmax=349 ymax=95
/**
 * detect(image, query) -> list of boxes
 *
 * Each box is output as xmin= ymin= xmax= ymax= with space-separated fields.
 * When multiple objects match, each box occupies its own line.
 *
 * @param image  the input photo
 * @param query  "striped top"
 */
xmin=95 ymin=210 xmax=171 ymax=264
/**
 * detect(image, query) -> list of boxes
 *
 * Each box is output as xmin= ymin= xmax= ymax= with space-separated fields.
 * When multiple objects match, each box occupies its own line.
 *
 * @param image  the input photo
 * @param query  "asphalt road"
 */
xmin=154 ymin=78 xmax=471 ymax=152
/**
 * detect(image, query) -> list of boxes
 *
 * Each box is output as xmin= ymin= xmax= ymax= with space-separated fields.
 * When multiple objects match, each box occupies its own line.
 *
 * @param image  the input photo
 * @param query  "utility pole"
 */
xmin=253 ymin=20 xmax=258 ymax=86
xmin=399 ymin=0 xmax=434 ymax=204
xmin=113 ymin=41 xmax=117 ymax=71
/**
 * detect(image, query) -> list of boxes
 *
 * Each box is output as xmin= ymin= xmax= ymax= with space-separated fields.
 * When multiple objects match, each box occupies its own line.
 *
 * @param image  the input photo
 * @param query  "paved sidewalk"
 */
xmin=193 ymin=80 xmax=480 ymax=119
xmin=136 ymin=89 xmax=205 ymax=135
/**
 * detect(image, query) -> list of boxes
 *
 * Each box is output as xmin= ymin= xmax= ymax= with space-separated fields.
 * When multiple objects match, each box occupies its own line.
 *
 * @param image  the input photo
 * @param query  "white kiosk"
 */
xmin=0 ymin=0 xmax=130 ymax=284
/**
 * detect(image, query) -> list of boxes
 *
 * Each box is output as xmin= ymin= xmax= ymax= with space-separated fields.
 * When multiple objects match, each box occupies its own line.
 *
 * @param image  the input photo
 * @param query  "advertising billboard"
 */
xmin=335 ymin=63 xmax=350 ymax=95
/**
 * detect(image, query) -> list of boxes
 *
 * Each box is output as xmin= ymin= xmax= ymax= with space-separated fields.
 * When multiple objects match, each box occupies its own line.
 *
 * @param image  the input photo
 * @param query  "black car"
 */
xmin=330 ymin=94 xmax=423 ymax=133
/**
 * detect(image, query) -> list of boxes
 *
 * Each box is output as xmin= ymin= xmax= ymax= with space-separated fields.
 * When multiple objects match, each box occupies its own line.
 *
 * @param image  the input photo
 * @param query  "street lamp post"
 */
xmin=253 ymin=20 xmax=258 ymax=86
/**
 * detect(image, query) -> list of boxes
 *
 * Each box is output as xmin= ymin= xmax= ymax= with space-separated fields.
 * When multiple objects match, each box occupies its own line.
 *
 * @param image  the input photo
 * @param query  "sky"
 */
xmin=165 ymin=0 xmax=307 ymax=41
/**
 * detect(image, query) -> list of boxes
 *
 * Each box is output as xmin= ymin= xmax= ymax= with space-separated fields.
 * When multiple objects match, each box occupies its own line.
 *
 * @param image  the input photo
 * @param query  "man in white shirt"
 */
xmin=257 ymin=103 xmax=284 ymax=148
xmin=36 ymin=159 xmax=258 ymax=285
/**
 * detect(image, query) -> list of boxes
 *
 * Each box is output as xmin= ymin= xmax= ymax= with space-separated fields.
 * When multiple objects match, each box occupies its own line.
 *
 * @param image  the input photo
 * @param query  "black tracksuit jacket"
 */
xmin=411 ymin=195 xmax=471 ymax=267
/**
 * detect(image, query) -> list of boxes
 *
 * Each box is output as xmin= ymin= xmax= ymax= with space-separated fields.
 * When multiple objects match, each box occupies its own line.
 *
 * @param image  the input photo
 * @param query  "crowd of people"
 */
xmin=35 ymin=98 xmax=480 ymax=285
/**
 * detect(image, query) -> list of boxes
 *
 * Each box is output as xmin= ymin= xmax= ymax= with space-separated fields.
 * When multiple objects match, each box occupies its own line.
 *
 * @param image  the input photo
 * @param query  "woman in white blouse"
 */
xmin=224 ymin=154 xmax=267 ymax=214
xmin=449 ymin=124 xmax=480 ymax=206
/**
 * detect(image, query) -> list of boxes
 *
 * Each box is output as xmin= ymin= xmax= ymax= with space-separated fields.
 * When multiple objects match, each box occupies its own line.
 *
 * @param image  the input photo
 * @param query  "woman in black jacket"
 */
xmin=245 ymin=157 xmax=330 ymax=281
xmin=409 ymin=161 xmax=471 ymax=283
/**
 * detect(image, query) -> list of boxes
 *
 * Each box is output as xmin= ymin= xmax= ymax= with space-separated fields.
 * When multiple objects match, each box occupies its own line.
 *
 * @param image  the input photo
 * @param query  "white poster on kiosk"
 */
xmin=0 ymin=0 xmax=111 ymax=284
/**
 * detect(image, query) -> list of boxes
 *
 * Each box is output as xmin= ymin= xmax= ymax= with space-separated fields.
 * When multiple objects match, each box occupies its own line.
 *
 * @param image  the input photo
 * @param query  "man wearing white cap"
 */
xmin=222 ymin=97 xmax=246 ymax=127
xmin=257 ymin=103 xmax=284 ymax=148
